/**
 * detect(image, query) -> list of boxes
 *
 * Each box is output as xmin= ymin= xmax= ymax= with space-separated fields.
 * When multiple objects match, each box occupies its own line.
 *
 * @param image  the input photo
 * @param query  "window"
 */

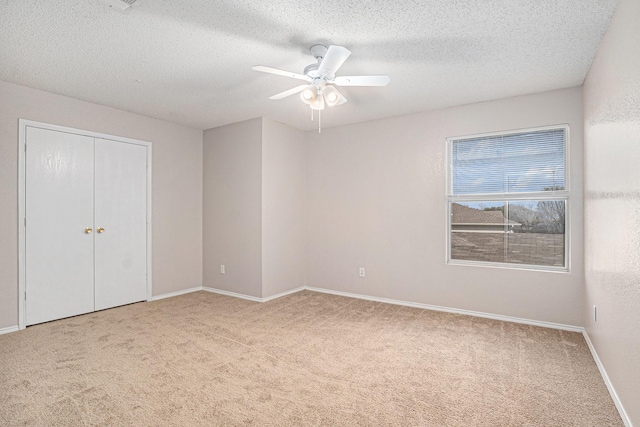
xmin=446 ymin=126 xmax=569 ymax=270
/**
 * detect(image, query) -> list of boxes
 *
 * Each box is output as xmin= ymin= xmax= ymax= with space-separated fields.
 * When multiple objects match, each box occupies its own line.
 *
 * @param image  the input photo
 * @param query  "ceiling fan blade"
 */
xmin=333 ymin=75 xmax=390 ymax=87
xmin=269 ymin=85 xmax=309 ymax=100
xmin=252 ymin=66 xmax=311 ymax=82
xmin=318 ymin=45 xmax=351 ymax=78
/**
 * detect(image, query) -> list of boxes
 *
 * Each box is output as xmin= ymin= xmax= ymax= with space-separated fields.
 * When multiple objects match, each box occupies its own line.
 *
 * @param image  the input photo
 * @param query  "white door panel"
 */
xmin=94 ymin=138 xmax=147 ymax=311
xmin=25 ymin=127 xmax=95 ymax=325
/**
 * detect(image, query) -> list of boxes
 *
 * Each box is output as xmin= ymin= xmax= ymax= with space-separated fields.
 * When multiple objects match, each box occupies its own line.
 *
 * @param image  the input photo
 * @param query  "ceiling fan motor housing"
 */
xmin=304 ymin=64 xmax=321 ymax=79
xmin=309 ymin=44 xmax=327 ymax=60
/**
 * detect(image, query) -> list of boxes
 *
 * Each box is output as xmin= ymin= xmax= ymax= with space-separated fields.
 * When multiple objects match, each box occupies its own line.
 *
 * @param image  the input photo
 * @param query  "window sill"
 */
xmin=446 ymin=259 xmax=570 ymax=273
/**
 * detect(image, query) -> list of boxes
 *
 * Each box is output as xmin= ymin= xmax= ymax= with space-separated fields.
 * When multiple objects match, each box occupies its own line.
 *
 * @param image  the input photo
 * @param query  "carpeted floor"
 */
xmin=0 ymin=290 xmax=622 ymax=426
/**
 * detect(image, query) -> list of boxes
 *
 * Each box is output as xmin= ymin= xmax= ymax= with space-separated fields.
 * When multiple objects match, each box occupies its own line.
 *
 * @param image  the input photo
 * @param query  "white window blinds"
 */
xmin=451 ymin=128 xmax=566 ymax=195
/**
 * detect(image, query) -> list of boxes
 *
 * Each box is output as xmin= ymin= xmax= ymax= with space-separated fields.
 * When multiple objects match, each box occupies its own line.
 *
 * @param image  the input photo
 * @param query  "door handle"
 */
xmin=85 ymin=228 xmax=93 ymax=234
xmin=97 ymin=227 xmax=105 ymax=233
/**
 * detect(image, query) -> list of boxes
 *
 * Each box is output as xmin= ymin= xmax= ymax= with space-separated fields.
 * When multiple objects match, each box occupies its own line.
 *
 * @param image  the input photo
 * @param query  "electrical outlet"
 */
xmin=593 ymin=305 xmax=597 ymax=322
xmin=220 ymin=264 xmax=225 ymax=275
xmin=359 ymin=267 xmax=365 ymax=278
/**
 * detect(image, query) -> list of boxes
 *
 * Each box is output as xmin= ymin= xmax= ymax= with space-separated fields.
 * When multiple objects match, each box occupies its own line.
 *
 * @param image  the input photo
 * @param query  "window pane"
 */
xmin=450 ymin=201 xmax=565 ymax=267
xmin=451 ymin=128 xmax=566 ymax=195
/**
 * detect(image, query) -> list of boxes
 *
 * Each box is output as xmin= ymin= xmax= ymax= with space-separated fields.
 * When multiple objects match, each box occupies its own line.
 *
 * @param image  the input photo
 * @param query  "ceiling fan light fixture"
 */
xmin=310 ymin=93 xmax=325 ymax=110
xmin=323 ymin=85 xmax=345 ymax=107
xmin=300 ymin=85 xmax=317 ymax=104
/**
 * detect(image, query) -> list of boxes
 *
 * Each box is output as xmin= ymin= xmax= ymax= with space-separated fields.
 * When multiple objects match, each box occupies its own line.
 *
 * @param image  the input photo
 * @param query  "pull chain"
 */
xmin=309 ymin=106 xmax=321 ymax=133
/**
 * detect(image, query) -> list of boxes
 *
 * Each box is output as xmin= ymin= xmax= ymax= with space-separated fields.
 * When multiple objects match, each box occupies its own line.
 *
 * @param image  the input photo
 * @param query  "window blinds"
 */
xmin=451 ymin=128 xmax=566 ymax=195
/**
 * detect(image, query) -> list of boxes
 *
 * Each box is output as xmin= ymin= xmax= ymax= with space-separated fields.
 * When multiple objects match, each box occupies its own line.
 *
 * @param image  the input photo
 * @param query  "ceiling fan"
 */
xmin=252 ymin=44 xmax=390 ymax=130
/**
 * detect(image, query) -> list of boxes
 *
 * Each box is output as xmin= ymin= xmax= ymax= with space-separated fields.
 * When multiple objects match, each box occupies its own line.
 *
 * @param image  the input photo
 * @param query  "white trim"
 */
xmin=305 ymin=286 xmax=583 ymax=332
xmin=446 ymin=123 xmax=571 ymax=144
xmin=18 ymin=120 xmax=26 ymax=330
xmin=0 ymin=326 xmax=20 ymax=336
xmin=145 ymin=143 xmax=153 ymax=302
xmin=202 ymin=285 xmax=582 ymax=332
xmin=446 ymin=259 xmax=570 ymax=273
xmin=7 ymin=280 xmax=588 ymax=335
xmin=201 ymin=286 xmax=306 ymax=303
xmin=448 ymin=192 xmax=570 ymax=202
xmin=202 ymin=287 xmax=264 ymax=302
xmin=19 ymin=120 xmax=153 ymax=147
xmin=452 ymin=223 xmax=515 ymax=226
xmin=18 ymin=119 xmax=153 ymax=329
xmin=445 ymin=124 xmax=570 ymax=273
xmin=582 ymin=331 xmax=633 ymax=427
xmin=262 ymin=287 xmax=306 ymax=302
xmin=451 ymin=231 xmax=515 ymax=234
xmin=150 ymin=286 xmax=203 ymax=301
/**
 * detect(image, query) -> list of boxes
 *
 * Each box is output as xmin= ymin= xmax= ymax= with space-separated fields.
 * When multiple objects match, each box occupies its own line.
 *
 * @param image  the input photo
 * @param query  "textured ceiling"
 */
xmin=0 ymin=0 xmax=617 ymax=131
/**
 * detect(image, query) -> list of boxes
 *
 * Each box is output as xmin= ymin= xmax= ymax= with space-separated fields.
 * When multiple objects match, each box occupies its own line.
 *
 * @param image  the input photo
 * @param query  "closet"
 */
xmin=23 ymin=123 xmax=150 ymax=326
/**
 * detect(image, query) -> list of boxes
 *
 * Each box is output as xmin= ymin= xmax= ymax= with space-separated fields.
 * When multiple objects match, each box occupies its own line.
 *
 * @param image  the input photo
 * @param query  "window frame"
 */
xmin=445 ymin=124 xmax=570 ymax=272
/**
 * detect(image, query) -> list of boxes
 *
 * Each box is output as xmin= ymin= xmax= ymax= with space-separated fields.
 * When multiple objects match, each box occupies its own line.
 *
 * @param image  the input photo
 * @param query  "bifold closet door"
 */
xmin=94 ymin=138 xmax=147 ymax=311
xmin=25 ymin=127 xmax=95 ymax=326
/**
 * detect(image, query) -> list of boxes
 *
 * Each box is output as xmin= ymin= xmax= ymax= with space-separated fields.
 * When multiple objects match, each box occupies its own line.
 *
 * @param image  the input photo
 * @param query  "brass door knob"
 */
xmin=85 ymin=228 xmax=93 ymax=234
xmin=97 ymin=227 xmax=105 ymax=233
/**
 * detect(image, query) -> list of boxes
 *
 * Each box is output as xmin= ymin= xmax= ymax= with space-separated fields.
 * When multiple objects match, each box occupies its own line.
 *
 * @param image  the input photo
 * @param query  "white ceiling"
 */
xmin=0 ymin=0 xmax=617 ymax=132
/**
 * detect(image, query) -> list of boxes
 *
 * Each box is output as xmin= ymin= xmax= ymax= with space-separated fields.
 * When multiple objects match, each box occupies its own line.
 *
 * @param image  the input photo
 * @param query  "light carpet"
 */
xmin=0 ymin=290 xmax=622 ymax=426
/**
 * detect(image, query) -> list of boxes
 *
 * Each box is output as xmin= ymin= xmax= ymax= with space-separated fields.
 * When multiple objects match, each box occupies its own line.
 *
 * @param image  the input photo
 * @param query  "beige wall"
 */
xmin=202 ymin=117 xmax=306 ymax=299
xmin=261 ymin=118 xmax=306 ymax=298
xmin=0 ymin=80 xmax=203 ymax=329
xmin=203 ymin=119 xmax=263 ymax=298
xmin=306 ymin=87 xmax=584 ymax=326
xmin=583 ymin=0 xmax=640 ymax=423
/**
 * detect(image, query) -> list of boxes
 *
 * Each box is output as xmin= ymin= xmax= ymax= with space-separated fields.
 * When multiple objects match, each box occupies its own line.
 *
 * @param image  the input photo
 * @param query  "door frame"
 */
xmin=18 ymin=119 xmax=153 ymax=330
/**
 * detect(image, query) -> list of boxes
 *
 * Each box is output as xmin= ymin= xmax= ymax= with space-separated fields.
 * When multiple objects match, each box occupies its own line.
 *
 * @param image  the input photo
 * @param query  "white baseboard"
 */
xmin=582 ymin=331 xmax=632 ymax=427
xmin=262 ymin=286 xmax=306 ymax=302
xmin=305 ymin=286 xmax=584 ymax=332
xmin=0 ymin=325 xmax=20 ymax=336
xmin=201 ymin=284 xmax=583 ymax=332
xmin=2 ymin=284 xmax=584 ymax=336
xmin=202 ymin=287 xmax=264 ymax=302
xmin=201 ymin=286 xmax=306 ymax=303
xmin=150 ymin=286 xmax=203 ymax=301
